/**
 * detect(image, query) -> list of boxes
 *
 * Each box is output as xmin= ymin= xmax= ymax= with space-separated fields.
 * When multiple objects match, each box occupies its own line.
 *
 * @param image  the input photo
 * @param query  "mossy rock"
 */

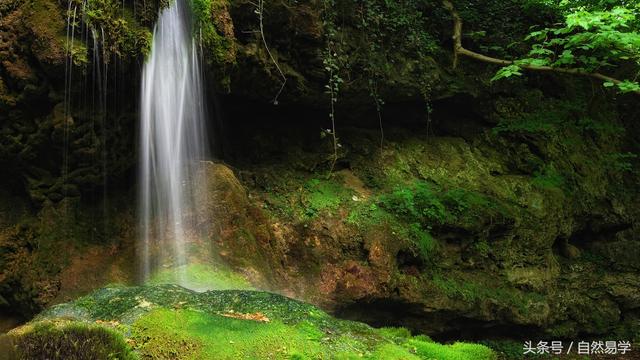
xmin=5 ymin=320 xmax=136 ymax=360
xmin=7 ymin=284 xmax=496 ymax=359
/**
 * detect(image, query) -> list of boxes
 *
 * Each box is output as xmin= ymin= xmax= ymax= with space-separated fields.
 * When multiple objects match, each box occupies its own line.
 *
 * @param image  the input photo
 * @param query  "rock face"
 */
xmin=211 ymin=121 xmax=640 ymax=340
xmin=3 ymin=284 xmax=496 ymax=359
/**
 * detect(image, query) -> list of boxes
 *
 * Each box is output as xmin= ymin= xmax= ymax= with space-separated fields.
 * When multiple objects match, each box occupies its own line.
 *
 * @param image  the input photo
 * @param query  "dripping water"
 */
xmin=62 ymin=0 xmax=117 ymax=242
xmin=139 ymin=0 xmax=208 ymax=285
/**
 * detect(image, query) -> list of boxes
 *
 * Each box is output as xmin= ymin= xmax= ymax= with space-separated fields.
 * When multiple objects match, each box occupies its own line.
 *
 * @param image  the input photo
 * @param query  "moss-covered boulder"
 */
xmin=4 ymin=284 xmax=496 ymax=359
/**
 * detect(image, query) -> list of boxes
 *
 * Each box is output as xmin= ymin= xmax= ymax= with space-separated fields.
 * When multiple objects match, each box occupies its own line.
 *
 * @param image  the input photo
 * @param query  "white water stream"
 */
xmin=139 ymin=0 xmax=207 ymax=283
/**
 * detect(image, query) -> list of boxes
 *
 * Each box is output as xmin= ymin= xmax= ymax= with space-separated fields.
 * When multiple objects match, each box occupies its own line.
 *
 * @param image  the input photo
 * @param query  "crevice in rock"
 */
xmin=569 ymin=220 xmax=631 ymax=246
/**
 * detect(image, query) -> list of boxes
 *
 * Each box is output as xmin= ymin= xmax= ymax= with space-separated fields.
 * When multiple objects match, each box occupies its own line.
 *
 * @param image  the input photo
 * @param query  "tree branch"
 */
xmin=442 ymin=0 xmax=640 ymax=96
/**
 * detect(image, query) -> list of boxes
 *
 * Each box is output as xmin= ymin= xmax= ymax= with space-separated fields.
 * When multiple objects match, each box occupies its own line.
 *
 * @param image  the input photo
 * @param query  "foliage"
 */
xmin=473 ymin=241 xmax=491 ymax=258
xmin=491 ymin=64 xmax=524 ymax=81
xmin=491 ymin=3 xmax=640 ymax=93
xmin=76 ymin=0 xmax=152 ymax=60
xmin=356 ymin=0 xmax=439 ymax=58
xmin=354 ymin=0 xmax=439 ymax=84
xmin=455 ymin=0 xmax=560 ymax=57
xmin=345 ymin=202 xmax=387 ymax=228
xmin=191 ymin=0 xmax=236 ymax=68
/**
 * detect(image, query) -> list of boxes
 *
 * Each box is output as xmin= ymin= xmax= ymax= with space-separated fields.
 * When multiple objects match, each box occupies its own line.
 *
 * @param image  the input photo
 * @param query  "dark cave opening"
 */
xmin=334 ymin=298 xmax=544 ymax=343
xmin=211 ymin=93 xmax=489 ymax=165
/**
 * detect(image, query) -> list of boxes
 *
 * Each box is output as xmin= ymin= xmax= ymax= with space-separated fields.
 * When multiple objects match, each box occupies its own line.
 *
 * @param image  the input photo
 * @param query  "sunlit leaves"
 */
xmin=491 ymin=64 xmax=523 ymax=81
xmin=492 ymin=4 xmax=640 ymax=93
xmin=616 ymin=80 xmax=640 ymax=93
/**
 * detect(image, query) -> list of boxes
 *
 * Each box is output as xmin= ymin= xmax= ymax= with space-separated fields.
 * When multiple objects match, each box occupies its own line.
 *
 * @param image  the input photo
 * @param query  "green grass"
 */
xmin=147 ymin=263 xmax=253 ymax=291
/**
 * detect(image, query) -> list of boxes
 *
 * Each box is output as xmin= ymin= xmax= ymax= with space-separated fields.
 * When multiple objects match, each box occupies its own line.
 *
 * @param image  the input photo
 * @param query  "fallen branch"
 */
xmin=442 ymin=0 xmax=640 ymax=96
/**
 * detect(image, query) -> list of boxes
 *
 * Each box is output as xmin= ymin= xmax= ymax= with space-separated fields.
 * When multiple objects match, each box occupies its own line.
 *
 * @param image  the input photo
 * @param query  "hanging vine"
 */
xmin=253 ymin=0 xmax=287 ymax=105
xmin=322 ymin=0 xmax=343 ymax=176
xmin=357 ymin=0 xmax=385 ymax=153
xmin=355 ymin=0 xmax=440 ymax=147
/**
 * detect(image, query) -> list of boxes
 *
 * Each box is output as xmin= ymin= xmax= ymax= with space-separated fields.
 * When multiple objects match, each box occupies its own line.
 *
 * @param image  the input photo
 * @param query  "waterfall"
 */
xmin=139 ymin=0 xmax=207 ymax=284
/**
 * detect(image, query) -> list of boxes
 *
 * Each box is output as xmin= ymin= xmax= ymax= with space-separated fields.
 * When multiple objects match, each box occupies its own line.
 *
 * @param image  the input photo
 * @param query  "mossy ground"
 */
xmin=7 ymin=285 xmax=496 ymax=359
xmin=148 ymin=263 xmax=254 ymax=291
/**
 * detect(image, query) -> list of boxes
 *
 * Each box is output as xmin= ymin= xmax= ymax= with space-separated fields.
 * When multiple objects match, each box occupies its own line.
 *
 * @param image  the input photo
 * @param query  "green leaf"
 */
xmin=491 ymin=65 xmax=523 ymax=82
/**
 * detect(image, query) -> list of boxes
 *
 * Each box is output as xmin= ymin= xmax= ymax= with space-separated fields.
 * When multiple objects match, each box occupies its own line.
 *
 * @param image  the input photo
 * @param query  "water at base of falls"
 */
xmin=139 ymin=0 xmax=208 ymax=286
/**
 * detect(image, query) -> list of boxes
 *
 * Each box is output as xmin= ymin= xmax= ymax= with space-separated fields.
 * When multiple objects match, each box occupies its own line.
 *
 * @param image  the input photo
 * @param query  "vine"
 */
xmin=357 ymin=1 xmax=385 ymax=153
xmin=355 ymin=0 xmax=440 ymax=145
xmin=322 ymin=0 xmax=342 ymax=176
xmin=421 ymin=82 xmax=434 ymax=139
xmin=252 ymin=0 xmax=287 ymax=104
xmin=369 ymin=79 xmax=384 ymax=152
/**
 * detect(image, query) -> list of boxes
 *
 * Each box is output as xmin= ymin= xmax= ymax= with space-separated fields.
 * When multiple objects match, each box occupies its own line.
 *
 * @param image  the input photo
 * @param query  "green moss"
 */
xmin=128 ymin=305 xmax=496 ymax=359
xmin=25 ymin=285 xmax=496 ymax=359
xmin=380 ymin=181 xmax=447 ymax=225
xmin=491 ymin=94 xmax=611 ymax=138
xmin=531 ymin=164 xmax=565 ymax=190
xmin=148 ymin=263 xmax=254 ymax=291
xmin=131 ymin=307 xmax=325 ymax=359
xmin=377 ymin=326 xmax=414 ymax=340
xmin=473 ymin=241 xmax=492 ymax=258
xmin=604 ymin=152 xmax=638 ymax=173
xmin=399 ymin=222 xmax=437 ymax=260
xmin=378 ymin=181 xmax=511 ymax=230
xmin=480 ymin=339 xmax=537 ymax=360
xmin=14 ymin=321 xmax=136 ymax=360
xmin=80 ymin=0 xmax=152 ymax=60
xmin=302 ymin=178 xmax=353 ymax=218
xmin=441 ymin=188 xmax=508 ymax=221
xmin=191 ymin=0 xmax=236 ymax=82
xmin=432 ymin=275 xmax=545 ymax=316
xmin=411 ymin=340 xmax=497 ymax=360
xmin=369 ymin=343 xmax=423 ymax=359
xmin=346 ymin=202 xmax=386 ymax=226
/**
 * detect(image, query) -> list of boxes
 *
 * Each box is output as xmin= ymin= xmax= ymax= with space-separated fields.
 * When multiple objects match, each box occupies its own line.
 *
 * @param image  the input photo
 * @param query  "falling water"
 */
xmin=139 ymin=0 xmax=207 ymax=283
